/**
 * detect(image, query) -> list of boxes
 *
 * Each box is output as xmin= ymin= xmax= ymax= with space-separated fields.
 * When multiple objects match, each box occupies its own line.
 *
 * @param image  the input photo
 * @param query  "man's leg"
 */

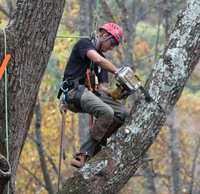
xmin=71 ymin=88 xmax=115 ymax=167
xmin=97 ymin=91 xmax=130 ymax=141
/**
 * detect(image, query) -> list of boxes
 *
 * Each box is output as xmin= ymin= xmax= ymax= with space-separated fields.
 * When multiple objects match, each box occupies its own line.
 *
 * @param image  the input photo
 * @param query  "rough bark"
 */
xmin=0 ymin=154 xmax=11 ymax=194
xmin=0 ymin=0 xmax=65 ymax=193
xmin=59 ymin=1 xmax=200 ymax=193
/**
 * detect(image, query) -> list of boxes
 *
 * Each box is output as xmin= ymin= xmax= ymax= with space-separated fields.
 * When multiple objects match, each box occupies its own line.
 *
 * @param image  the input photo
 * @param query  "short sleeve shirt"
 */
xmin=63 ymin=38 xmax=108 ymax=83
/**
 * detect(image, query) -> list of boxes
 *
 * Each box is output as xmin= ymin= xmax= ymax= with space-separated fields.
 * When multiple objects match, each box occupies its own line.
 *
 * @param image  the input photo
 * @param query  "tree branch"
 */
xmin=19 ymin=164 xmax=47 ymax=189
xmin=34 ymin=100 xmax=54 ymax=194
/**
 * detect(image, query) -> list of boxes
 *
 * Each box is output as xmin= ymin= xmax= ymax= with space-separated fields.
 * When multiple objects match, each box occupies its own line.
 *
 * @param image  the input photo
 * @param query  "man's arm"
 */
xmin=87 ymin=50 xmax=118 ymax=74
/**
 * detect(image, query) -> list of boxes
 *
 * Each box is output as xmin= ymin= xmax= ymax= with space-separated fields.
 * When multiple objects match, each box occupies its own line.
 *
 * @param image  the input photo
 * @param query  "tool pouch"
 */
xmin=65 ymin=85 xmax=85 ymax=112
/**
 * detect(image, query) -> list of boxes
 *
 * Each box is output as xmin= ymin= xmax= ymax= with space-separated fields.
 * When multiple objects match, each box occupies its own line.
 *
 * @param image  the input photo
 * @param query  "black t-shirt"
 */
xmin=63 ymin=38 xmax=108 ymax=83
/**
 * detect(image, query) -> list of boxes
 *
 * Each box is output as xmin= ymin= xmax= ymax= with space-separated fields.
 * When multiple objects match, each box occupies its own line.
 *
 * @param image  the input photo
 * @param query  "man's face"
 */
xmin=100 ymin=33 xmax=118 ymax=52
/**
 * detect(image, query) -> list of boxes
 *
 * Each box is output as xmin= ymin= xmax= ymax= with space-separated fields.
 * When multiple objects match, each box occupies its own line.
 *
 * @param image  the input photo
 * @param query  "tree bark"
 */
xmin=59 ymin=1 xmax=200 ymax=193
xmin=0 ymin=154 xmax=11 ymax=194
xmin=0 ymin=0 xmax=65 ymax=193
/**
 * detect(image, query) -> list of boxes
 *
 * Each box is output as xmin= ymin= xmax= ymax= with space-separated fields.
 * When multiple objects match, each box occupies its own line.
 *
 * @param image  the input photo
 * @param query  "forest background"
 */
xmin=0 ymin=0 xmax=200 ymax=194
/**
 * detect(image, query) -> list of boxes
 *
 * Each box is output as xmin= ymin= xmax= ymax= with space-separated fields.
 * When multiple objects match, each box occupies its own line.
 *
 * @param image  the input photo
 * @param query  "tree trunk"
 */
xmin=59 ymin=1 xmax=200 ymax=193
xmin=116 ymin=0 xmax=136 ymax=69
xmin=0 ymin=0 xmax=65 ymax=193
xmin=189 ymin=137 xmax=200 ymax=194
xmin=79 ymin=0 xmax=90 ymax=36
xmin=168 ymin=110 xmax=181 ymax=194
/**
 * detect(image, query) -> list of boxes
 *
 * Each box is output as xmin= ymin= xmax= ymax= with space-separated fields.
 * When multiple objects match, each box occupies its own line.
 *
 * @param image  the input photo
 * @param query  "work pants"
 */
xmin=67 ymin=87 xmax=129 ymax=157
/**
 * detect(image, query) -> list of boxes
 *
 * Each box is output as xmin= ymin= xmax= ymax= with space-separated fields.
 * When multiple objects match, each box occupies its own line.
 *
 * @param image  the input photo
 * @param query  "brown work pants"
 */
xmin=67 ymin=87 xmax=129 ymax=157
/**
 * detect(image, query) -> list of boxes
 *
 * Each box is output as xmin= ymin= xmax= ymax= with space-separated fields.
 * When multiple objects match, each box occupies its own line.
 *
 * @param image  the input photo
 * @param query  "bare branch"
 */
xmin=19 ymin=164 xmax=46 ymax=190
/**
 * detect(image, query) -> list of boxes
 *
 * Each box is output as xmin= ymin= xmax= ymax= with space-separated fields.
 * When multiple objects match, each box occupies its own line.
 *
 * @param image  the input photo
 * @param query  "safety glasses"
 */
xmin=110 ymin=37 xmax=119 ymax=47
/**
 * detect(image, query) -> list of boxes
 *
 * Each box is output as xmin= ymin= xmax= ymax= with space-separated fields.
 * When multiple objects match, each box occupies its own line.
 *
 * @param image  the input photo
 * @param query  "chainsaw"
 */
xmin=110 ymin=66 xmax=151 ymax=102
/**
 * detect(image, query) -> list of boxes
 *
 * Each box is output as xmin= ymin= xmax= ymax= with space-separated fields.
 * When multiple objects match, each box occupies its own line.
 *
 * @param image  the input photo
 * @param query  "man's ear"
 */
xmin=102 ymin=32 xmax=110 ymax=39
xmin=102 ymin=33 xmax=107 ymax=38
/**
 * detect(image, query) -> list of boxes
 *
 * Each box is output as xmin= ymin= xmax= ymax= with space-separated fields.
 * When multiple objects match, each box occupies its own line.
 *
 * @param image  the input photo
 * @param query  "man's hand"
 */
xmin=97 ymin=83 xmax=111 ymax=96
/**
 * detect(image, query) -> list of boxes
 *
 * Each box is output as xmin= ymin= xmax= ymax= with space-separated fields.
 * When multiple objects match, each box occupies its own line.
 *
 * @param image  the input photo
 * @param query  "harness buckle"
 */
xmin=60 ymin=80 xmax=70 ymax=93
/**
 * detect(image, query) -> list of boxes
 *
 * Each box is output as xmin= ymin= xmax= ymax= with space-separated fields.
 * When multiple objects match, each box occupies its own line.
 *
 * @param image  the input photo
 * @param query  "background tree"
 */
xmin=0 ymin=0 xmax=65 ymax=193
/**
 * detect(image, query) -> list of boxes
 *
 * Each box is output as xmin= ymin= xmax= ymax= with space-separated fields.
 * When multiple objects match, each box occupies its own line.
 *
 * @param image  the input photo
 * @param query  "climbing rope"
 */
xmin=56 ymin=35 xmax=89 ymax=39
xmin=57 ymin=111 xmax=66 ymax=193
xmin=3 ymin=28 xmax=10 ymax=194
xmin=92 ymin=0 xmax=100 ymax=35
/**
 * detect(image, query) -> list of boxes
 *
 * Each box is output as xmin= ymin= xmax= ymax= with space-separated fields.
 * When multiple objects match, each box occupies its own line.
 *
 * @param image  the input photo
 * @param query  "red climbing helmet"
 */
xmin=99 ymin=22 xmax=124 ymax=45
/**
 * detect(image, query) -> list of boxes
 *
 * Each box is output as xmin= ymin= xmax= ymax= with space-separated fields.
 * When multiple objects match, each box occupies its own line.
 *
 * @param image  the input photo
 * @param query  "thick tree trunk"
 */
xmin=59 ymin=1 xmax=200 ymax=193
xmin=0 ymin=0 xmax=65 ymax=193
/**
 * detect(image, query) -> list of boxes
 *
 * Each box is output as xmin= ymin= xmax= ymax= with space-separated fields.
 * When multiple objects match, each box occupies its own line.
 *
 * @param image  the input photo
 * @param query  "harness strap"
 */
xmin=86 ymin=68 xmax=93 ymax=91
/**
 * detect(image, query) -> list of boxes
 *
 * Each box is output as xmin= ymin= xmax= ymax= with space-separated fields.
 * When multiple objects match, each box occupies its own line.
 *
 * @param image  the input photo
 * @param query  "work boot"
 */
xmin=70 ymin=153 xmax=88 ymax=168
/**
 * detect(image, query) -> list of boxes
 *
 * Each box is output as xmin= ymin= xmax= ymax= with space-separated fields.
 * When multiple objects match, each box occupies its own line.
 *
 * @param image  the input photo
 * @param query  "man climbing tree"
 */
xmin=58 ymin=0 xmax=200 ymax=193
xmin=58 ymin=23 xmax=129 ymax=168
